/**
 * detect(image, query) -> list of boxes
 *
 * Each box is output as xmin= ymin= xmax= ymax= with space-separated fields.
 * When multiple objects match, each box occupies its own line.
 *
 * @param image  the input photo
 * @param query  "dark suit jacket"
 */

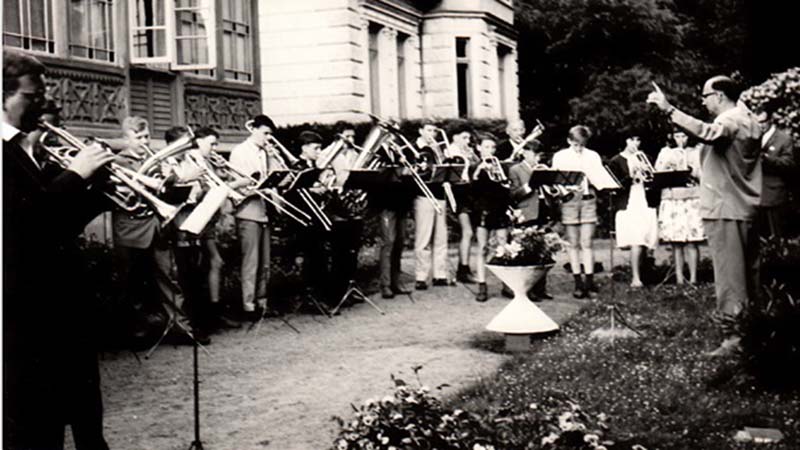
xmin=508 ymin=162 xmax=540 ymax=223
xmin=3 ymin=136 xmax=109 ymax=432
xmin=761 ymin=128 xmax=794 ymax=207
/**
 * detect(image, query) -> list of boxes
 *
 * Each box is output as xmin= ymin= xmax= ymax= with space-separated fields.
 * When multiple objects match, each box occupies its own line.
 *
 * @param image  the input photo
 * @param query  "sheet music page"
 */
xmin=584 ymin=164 xmax=621 ymax=190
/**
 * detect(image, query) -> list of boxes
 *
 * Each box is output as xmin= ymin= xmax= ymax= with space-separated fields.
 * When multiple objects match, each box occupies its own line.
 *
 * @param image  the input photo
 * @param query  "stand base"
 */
xmin=504 ymin=334 xmax=531 ymax=352
xmin=331 ymin=281 xmax=385 ymax=316
xmin=249 ymin=305 xmax=302 ymax=334
xmin=188 ymin=440 xmax=204 ymax=450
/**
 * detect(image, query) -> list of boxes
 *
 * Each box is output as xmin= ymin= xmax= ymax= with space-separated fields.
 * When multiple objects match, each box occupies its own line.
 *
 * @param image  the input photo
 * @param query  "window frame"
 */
xmin=128 ymin=0 xmax=216 ymax=70
xmin=3 ymin=0 xmax=57 ymax=55
xmin=171 ymin=0 xmax=216 ymax=71
xmin=67 ymin=0 xmax=117 ymax=64
xmin=220 ymin=0 xmax=253 ymax=83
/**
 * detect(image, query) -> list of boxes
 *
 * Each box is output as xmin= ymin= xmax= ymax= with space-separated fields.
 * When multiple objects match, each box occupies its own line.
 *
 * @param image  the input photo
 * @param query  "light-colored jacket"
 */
xmin=671 ymin=105 xmax=762 ymax=220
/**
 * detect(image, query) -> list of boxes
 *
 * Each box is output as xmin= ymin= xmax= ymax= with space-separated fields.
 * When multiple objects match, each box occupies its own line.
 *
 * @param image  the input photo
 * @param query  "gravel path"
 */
xmin=92 ymin=248 xmax=585 ymax=450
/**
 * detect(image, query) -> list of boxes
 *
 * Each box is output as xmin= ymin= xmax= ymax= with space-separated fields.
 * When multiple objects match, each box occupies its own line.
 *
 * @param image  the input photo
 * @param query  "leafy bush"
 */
xmin=332 ymin=376 xmax=635 ymax=450
xmin=725 ymin=236 xmax=800 ymax=388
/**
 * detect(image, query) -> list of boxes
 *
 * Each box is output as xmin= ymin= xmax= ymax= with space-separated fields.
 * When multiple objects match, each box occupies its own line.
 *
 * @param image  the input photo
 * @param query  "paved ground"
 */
xmin=85 ymin=245 xmax=587 ymax=450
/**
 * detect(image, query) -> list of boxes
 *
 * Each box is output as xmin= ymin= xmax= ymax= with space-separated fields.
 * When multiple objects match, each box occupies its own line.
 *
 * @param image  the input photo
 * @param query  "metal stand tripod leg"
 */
xmin=331 ymin=280 xmax=386 ymax=316
xmin=285 ymin=288 xmax=332 ymax=320
xmin=187 ymin=340 xmax=204 ymax=450
xmin=248 ymin=304 xmax=302 ymax=334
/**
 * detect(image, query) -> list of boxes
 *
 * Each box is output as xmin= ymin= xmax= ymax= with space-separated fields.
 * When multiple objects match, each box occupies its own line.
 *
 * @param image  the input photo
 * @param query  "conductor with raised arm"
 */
xmin=648 ymin=77 xmax=762 ymax=357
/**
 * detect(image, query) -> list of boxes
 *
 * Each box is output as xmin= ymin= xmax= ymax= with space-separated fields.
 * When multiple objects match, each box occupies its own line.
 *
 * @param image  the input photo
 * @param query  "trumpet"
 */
xmin=204 ymin=151 xmax=312 ymax=227
xmin=37 ymin=121 xmax=185 ymax=224
xmin=632 ymin=151 xmax=655 ymax=184
xmin=480 ymin=156 xmax=509 ymax=183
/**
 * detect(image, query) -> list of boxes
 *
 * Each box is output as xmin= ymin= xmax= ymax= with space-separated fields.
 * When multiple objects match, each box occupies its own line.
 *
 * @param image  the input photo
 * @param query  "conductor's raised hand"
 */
xmin=646 ymin=81 xmax=672 ymax=112
xmin=68 ymin=143 xmax=116 ymax=179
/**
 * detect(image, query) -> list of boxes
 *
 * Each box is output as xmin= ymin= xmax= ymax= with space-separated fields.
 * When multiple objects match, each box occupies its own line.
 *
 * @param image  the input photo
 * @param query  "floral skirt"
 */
xmin=658 ymin=197 xmax=705 ymax=243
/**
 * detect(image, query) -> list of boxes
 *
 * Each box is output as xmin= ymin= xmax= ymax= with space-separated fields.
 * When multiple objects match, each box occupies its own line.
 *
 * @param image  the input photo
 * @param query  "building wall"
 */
xmin=258 ymin=0 xmax=518 ymax=125
xmin=258 ymin=0 xmax=366 ymax=125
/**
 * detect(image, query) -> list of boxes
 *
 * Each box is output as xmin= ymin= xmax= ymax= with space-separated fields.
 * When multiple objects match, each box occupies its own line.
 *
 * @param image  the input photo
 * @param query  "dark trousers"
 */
xmin=757 ymin=204 xmax=788 ymax=239
xmin=330 ymin=218 xmax=364 ymax=296
xmin=174 ymin=242 xmax=212 ymax=333
xmin=298 ymin=226 xmax=330 ymax=297
xmin=4 ymin=350 xmax=108 ymax=450
xmin=379 ymin=209 xmax=407 ymax=288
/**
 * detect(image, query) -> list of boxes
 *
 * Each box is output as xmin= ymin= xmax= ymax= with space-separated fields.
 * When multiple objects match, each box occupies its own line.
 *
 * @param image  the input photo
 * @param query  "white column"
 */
xmin=487 ymin=37 xmax=501 ymax=118
xmin=377 ymin=27 xmax=399 ymax=118
xmin=404 ymin=35 xmax=423 ymax=119
xmin=506 ymin=48 xmax=520 ymax=121
xmin=359 ymin=18 xmax=372 ymax=116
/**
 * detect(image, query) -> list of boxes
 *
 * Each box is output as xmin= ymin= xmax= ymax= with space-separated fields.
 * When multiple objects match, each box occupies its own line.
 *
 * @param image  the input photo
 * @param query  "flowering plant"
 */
xmin=740 ymin=67 xmax=800 ymax=142
xmin=489 ymin=225 xmax=565 ymax=266
xmin=332 ymin=375 xmax=639 ymax=449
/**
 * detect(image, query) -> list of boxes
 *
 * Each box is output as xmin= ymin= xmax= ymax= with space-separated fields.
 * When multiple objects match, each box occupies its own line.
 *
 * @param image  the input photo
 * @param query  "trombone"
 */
xmin=368 ymin=114 xmax=442 ymax=214
xmin=204 ymin=151 xmax=311 ymax=227
xmin=38 ymin=121 xmax=186 ymax=225
xmin=258 ymin=132 xmax=333 ymax=231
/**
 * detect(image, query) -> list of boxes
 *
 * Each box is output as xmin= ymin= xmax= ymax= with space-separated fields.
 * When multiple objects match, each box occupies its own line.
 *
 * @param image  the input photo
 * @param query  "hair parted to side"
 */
xmin=476 ymin=132 xmax=497 ymax=145
xmin=708 ymin=75 xmax=743 ymax=102
xmin=195 ymin=126 xmax=219 ymax=139
xmin=250 ymin=114 xmax=276 ymax=131
xmin=3 ymin=50 xmax=46 ymax=100
xmin=164 ymin=126 xmax=189 ymax=144
xmin=568 ymin=125 xmax=592 ymax=144
xmin=298 ymin=130 xmax=323 ymax=146
xmin=122 ymin=116 xmax=149 ymax=133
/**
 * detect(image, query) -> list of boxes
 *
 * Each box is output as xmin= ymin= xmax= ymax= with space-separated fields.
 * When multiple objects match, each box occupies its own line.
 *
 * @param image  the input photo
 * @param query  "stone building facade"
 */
xmin=259 ymin=0 xmax=519 ymax=125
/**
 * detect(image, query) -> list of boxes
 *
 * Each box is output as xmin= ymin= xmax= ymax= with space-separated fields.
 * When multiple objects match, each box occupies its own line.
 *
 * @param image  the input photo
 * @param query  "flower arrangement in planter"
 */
xmin=485 ymin=226 xmax=566 ymax=345
xmin=489 ymin=225 xmax=565 ymax=267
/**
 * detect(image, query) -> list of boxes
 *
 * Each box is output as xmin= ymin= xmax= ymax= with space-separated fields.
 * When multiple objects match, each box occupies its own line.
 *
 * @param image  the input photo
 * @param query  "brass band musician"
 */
xmin=229 ymin=114 xmax=283 ymax=318
xmin=471 ymin=133 xmax=512 ymax=302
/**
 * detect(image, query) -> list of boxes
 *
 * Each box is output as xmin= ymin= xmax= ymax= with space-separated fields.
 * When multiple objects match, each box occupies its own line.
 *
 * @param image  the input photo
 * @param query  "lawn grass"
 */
xmin=454 ymin=280 xmax=800 ymax=449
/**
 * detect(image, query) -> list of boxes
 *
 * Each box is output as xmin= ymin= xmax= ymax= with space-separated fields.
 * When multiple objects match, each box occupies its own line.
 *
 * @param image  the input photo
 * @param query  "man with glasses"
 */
xmin=648 ymin=76 xmax=762 ymax=357
xmin=3 ymin=50 xmax=114 ymax=449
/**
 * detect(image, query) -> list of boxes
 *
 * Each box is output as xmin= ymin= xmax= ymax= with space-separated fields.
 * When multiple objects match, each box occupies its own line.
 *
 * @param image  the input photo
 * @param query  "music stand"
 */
xmin=327 ymin=169 xmax=392 ymax=315
xmin=528 ymin=169 xmax=584 ymax=188
xmin=144 ymin=186 xmax=205 ymax=360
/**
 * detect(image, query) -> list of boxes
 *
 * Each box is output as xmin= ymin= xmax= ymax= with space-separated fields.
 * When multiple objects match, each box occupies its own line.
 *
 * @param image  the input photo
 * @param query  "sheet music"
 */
xmin=584 ymin=164 xmax=621 ymax=190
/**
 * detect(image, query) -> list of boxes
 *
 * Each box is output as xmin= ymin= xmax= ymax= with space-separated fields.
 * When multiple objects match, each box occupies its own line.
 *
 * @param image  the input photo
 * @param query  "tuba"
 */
xmin=38 ymin=121 xmax=186 ymax=224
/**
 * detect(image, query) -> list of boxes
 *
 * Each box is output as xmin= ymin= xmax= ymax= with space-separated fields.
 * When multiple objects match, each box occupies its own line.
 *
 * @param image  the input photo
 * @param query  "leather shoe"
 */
xmin=536 ymin=292 xmax=554 ymax=300
xmin=706 ymin=337 xmax=741 ymax=358
xmin=391 ymin=285 xmax=410 ymax=295
xmin=573 ymin=289 xmax=587 ymax=299
xmin=415 ymin=281 xmax=428 ymax=290
xmin=501 ymin=285 xmax=514 ymax=298
xmin=476 ymin=283 xmax=488 ymax=303
xmin=381 ymin=285 xmax=395 ymax=299
xmin=432 ymin=278 xmax=448 ymax=287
